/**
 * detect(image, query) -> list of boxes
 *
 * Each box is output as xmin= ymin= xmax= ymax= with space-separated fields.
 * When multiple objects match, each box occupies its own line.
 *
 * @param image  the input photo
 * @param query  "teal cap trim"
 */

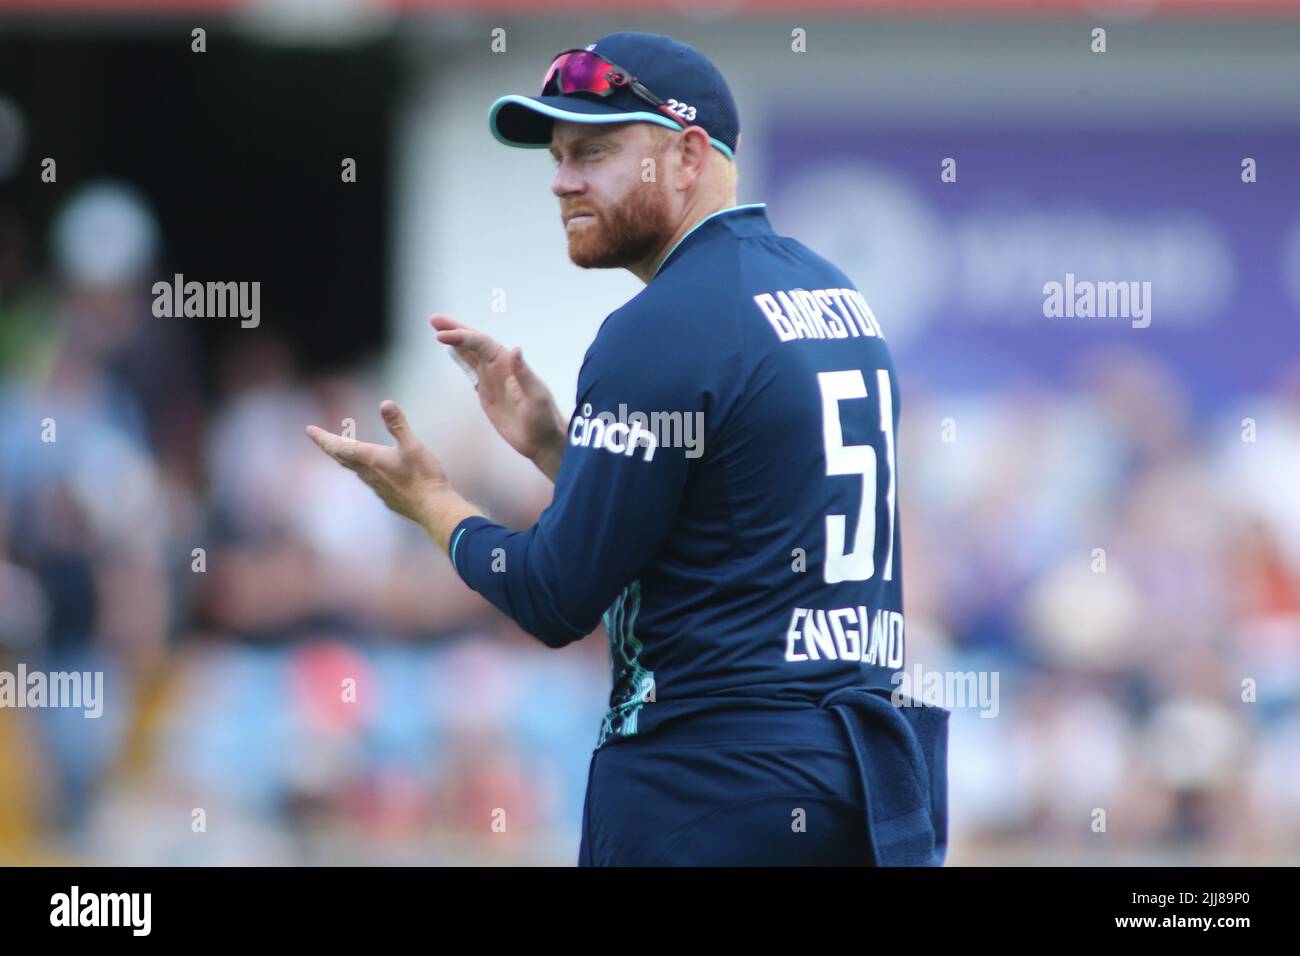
xmin=488 ymin=95 xmax=735 ymax=160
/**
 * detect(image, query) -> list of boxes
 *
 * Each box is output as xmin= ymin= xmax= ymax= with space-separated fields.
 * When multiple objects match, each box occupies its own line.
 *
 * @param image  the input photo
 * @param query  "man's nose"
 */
xmin=551 ymin=158 xmax=585 ymax=198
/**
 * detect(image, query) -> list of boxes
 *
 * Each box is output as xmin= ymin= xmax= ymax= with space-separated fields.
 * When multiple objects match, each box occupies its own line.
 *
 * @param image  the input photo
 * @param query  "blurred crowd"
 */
xmin=900 ymin=351 xmax=1300 ymax=862
xmin=0 ymin=183 xmax=608 ymax=864
xmin=1 ymin=182 xmax=1297 ymax=864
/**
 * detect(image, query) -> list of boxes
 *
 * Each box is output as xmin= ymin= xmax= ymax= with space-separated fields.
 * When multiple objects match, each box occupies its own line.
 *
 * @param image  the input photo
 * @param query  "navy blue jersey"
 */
xmin=450 ymin=203 xmax=905 ymax=748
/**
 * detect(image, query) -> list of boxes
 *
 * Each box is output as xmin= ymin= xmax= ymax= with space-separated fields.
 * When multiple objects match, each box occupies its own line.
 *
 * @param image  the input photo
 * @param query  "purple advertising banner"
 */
xmin=763 ymin=121 xmax=1300 ymax=407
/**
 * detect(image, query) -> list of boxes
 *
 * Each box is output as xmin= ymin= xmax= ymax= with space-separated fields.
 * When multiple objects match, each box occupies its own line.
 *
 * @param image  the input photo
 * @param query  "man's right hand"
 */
xmin=431 ymin=314 xmax=568 ymax=482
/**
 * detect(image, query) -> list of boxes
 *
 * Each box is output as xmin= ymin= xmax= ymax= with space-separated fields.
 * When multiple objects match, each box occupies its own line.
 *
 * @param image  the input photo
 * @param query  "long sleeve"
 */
xmin=447 ymin=314 xmax=710 ymax=647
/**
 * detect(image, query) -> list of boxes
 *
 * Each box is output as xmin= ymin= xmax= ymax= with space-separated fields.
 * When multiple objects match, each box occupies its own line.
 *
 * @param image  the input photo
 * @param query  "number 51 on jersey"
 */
xmin=817 ymin=369 xmax=897 ymax=585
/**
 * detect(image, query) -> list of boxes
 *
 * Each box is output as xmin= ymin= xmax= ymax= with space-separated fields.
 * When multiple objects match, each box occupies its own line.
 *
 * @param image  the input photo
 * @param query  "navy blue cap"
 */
xmin=488 ymin=32 xmax=741 ymax=159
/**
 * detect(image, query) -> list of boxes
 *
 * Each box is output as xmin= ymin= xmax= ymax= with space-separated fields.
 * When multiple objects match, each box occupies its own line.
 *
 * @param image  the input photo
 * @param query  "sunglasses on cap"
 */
xmin=541 ymin=48 xmax=702 ymax=135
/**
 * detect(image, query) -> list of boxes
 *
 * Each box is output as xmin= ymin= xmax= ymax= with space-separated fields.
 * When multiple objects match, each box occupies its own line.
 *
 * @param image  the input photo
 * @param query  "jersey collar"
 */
xmin=651 ymin=203 xmax=772 ymax=280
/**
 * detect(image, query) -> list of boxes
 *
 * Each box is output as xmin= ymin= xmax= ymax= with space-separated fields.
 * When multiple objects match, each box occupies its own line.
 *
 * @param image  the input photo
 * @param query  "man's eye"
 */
xmin=551 ymin=146 xmax=602 ymax=164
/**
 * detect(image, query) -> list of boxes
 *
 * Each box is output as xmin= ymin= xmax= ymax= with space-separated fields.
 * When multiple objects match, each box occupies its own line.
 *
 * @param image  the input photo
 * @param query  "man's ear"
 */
xmin=682 ymin=126 xmax=712 ymax=180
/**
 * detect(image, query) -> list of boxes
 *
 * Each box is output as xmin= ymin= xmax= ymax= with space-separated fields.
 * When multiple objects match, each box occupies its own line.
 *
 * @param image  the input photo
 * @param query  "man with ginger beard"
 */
xmin=551 ymin=119 xmax=732 ymax=276
xmin=307 ymin=31 xmax=949 ymax=867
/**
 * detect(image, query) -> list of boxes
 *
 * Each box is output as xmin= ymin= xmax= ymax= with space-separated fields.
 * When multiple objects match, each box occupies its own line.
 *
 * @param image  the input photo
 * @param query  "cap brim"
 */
xmin=488 ymin=94 xmax=686 ymax=149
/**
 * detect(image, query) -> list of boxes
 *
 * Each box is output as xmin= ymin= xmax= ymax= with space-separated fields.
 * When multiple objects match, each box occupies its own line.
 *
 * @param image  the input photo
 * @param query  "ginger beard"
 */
xmin=564 ymin=173 xmax=674 ymax=270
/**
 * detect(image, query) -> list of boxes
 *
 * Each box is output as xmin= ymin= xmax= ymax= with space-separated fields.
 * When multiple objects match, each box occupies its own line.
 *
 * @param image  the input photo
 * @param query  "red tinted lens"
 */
xmin=544 ymin=50 xmax=615 ymax=96
xmin=541 ymin=52 xmax=571 ymax=93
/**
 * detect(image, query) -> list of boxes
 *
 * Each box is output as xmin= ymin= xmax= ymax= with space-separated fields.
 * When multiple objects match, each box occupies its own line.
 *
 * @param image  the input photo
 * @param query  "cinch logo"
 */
xmin=569 ymin=403 xmax=659 ymax=462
